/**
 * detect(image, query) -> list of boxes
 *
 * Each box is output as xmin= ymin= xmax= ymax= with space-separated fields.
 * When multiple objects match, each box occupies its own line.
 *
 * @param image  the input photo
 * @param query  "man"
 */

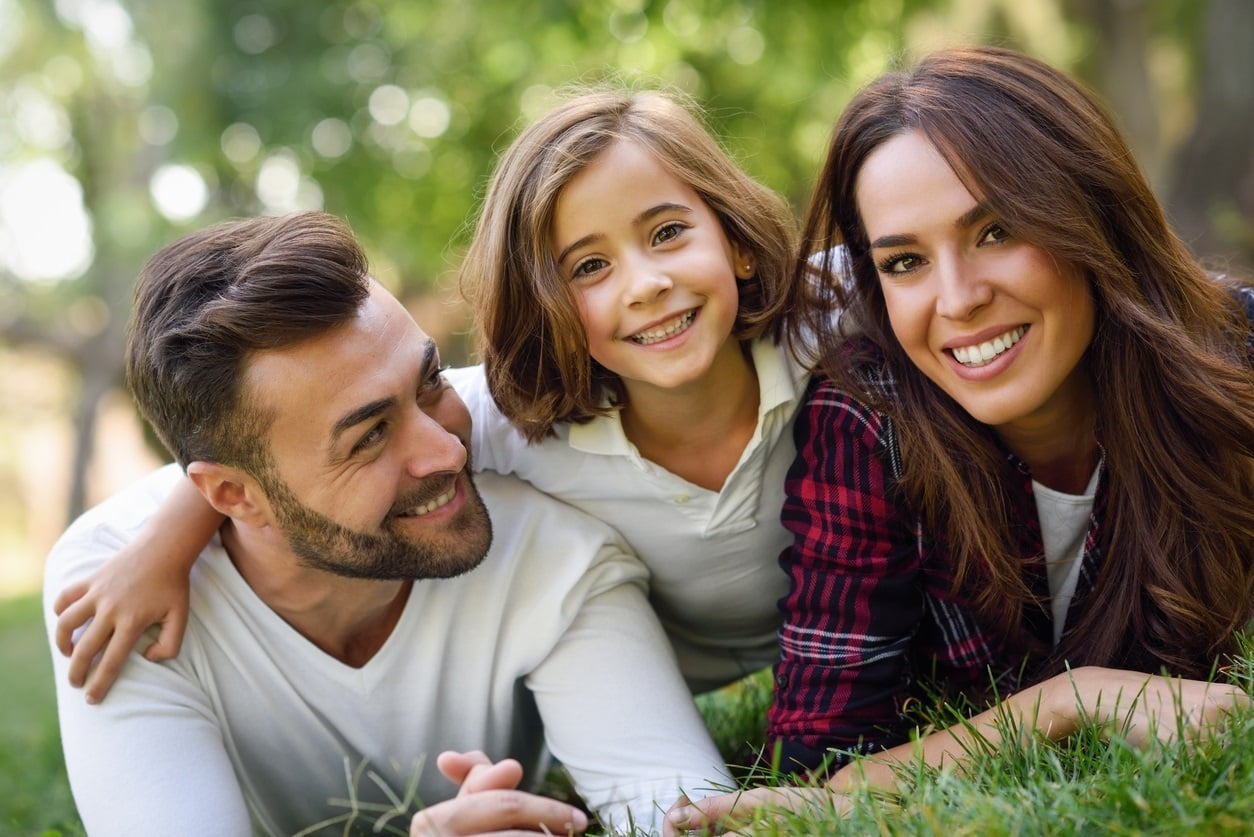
xmin=43 ymin=212 xmax=728 ymax=836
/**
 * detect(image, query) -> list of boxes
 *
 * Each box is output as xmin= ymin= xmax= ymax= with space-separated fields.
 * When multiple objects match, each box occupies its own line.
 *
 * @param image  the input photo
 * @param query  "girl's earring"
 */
xmin=739 ymin=262 xmax=754 ymax=278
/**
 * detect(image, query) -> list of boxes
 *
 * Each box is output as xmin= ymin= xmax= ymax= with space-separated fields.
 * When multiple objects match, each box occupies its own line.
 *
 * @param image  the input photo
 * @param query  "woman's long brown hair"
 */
xmin=788 ymin=46 xmax=1254 ymax=677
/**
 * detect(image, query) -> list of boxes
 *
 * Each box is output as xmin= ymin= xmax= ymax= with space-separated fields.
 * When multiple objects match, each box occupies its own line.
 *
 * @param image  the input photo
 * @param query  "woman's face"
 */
xmin=855 ymin=129 xmax=1096 ymax=439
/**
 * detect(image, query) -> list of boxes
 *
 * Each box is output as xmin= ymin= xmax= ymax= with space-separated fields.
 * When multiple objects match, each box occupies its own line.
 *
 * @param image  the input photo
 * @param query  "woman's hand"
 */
xmin=663 ymin=786 xmax=843 ymax=836
xmin=1040 ymin=666 xmax=1249 ymax=747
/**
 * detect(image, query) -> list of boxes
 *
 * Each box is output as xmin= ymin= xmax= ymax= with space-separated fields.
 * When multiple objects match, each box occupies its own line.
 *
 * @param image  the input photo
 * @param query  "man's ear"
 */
xmin=186 ymin=461 xmax=271 ymax=526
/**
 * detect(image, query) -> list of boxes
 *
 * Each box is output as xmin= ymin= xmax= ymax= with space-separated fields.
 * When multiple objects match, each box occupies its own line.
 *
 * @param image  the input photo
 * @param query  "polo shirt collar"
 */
xmin=567 ymin=338 xmax=804 ymax=456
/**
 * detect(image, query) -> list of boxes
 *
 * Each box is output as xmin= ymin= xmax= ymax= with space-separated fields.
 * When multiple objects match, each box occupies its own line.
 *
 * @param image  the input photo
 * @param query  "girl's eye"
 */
xmin=571 ymin=257 xmax=607 ymax=280
xmin=652 ymin=221 xmax=687 ymax=246
xmin=876 ymin=253 xmax=924 ymax=275
xmin=979 ymin=223 xmax=1010 ymax=245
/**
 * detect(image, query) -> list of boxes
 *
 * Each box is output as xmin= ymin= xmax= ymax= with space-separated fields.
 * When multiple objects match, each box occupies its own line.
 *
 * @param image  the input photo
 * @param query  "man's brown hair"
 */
xmin=126 ymin=211 xmax=370 ymax=472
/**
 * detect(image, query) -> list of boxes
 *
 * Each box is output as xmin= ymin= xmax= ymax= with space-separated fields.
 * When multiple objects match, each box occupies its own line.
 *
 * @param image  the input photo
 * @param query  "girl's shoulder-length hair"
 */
xmin=460 ymin=84 xmax=799 ymax=441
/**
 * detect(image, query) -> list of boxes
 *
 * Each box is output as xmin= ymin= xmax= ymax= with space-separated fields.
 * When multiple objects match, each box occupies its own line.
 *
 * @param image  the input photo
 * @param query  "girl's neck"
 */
xmin=619 ymin=340 xmax=759 ymax=492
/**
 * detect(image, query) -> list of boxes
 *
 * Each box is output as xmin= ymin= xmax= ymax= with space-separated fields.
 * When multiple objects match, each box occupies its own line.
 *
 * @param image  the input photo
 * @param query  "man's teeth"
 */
xmin=951 ymin=326 xmax=1026 ymax=367
xmin=406 ymin=485 xmax=456 ymax=516
xmin=630 ymin=310 xmax=695 ymax=345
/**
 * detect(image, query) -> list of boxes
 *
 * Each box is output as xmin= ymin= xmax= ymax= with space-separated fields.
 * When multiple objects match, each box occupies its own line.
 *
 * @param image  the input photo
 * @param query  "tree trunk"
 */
xmin=1165 ymin=0 xmax=1254 ymax=269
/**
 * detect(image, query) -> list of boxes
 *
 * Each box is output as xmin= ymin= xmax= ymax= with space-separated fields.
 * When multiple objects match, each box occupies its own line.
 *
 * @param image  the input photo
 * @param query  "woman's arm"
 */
xmin=666 ymin=666 xmax=1248 ymax=834
xmin=53 ymin=475 xmax=225 ymax=703
xmin=768 ymin=376 xmax=925 ymax=770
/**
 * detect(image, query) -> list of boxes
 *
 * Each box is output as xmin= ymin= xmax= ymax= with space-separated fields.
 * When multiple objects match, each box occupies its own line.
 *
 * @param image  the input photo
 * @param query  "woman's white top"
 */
xmin=1033 ymin=466 xmax=1100 ymax=645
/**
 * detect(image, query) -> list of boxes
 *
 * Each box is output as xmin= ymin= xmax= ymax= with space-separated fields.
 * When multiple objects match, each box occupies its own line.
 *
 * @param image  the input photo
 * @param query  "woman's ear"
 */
xmin=186 ymin=461 xmax=271 ymax=527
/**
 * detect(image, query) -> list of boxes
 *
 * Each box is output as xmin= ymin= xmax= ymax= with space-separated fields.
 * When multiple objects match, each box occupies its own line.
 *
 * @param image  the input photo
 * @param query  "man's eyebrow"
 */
xmin=330 ymin=397 xmax=395 ymax=446
xmin=329 ymin=339 xmax=438 ymax=447
xmin=868 ymin=203 xmax=991 ymax=250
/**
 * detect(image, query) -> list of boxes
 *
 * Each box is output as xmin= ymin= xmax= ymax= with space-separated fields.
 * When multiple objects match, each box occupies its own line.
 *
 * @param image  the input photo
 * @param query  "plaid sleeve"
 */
xmin=767 ymin=376 xmax=923 ymax=772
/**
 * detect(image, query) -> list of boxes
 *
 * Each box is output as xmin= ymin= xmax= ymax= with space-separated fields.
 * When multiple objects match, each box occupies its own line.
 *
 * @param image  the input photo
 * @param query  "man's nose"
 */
xmin=399 ymin=408 xmax=467 ymax=479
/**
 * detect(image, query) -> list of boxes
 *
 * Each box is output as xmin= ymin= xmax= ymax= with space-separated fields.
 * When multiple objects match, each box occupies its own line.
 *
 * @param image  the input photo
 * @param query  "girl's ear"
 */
xmin=732 ymin=241 xmax=756 ymax=279
xmin=186 ymin=461 xmax=272 ymax=527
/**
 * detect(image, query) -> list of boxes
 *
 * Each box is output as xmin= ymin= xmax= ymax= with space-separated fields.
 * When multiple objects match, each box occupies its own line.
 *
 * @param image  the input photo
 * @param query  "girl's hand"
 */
xmin=53 ymin=536 xmax=191 ymax=705
xmin=53 ymin=475 xmax=224 ymax=704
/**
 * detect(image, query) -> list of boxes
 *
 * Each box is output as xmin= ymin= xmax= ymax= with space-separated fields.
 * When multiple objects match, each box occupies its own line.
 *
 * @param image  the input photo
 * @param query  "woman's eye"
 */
xmin=653 ymin=222 xmax=686 ymax=246
xmin=980 ymin=223 xmax=1010 ymax=245
xmin=877 ymin=253 xmax=924 ymax=275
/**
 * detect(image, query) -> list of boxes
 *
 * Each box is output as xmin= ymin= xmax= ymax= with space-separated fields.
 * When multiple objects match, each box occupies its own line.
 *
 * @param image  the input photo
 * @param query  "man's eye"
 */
xmin=353 ymin=424 xmax=386 ymax=454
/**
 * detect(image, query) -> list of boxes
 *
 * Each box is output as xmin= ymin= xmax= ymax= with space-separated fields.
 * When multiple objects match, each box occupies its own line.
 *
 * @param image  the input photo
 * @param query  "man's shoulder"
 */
xmin=476 ymin=470 xmax=622 ymax=543
xmin=473 ymin=471 xmax=644 ymax=580
xmin=45 ymin=463 xmax=186 ymax=574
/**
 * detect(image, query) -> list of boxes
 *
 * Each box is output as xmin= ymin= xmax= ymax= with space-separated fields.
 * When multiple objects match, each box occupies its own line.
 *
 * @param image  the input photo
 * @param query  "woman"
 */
xmin=668 ymin=44 xmax=1254 ymax=833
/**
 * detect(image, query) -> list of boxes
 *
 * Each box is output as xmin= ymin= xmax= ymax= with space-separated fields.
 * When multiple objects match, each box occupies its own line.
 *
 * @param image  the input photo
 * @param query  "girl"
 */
xmin=667 ymin=45 xmax=1254 ymax=832
xmin=54 ymin=87 xmax=810 ymax=699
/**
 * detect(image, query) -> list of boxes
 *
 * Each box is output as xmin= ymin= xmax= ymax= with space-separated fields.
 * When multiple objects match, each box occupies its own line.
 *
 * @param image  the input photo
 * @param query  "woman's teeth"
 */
xmin=407 ymin=485 xmax=456 ymax=516
xmin=630 ymin=310 xmax=695 ymax=345
xmin=951 ymin=326 xmax=1026 ymax=367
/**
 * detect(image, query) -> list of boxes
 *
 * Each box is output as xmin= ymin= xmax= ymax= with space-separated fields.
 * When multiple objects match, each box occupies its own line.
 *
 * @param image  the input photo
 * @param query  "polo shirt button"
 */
xmin=674 ymin=495 xmax=690 ymax=504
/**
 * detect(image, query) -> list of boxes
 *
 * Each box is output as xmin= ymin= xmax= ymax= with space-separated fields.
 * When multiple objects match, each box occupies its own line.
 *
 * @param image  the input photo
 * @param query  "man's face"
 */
xmin=241 ymin=282 xmax=491 ymax=580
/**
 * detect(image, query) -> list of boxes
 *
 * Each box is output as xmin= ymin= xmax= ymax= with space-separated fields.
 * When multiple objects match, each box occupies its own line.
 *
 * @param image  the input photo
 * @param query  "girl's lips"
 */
xmin=626 ymin=307 xmax=698 ymax=345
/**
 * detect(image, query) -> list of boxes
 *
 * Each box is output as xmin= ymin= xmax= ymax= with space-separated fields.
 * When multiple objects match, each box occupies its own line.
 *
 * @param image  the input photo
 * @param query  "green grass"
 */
xmin=686 ymin=648 xmax=1254 ymax=836
xmin=10 ymin=591 xmax=1254 ymax=837
xmin=0 ymin=593 xmax=84 ymax=836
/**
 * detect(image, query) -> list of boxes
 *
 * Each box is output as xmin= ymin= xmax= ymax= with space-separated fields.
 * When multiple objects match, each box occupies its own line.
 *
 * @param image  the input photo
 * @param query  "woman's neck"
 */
xmin=619 ymin=341 xmax=760 ymax=491
xmin=996 ymin=381 xmax=1100 ymax=494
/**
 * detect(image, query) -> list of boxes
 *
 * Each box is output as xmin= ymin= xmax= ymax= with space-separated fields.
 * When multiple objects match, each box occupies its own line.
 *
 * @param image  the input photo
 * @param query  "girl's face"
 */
xmin=855 ymin=129 xmax=1096 ymax=438
xmin=550 ymin=138 xmax=753 ymax=399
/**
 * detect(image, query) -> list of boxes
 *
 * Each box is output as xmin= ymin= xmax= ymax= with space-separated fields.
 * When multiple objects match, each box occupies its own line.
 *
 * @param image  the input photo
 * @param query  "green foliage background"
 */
xmin=1 ymin=1 xmax=1252 ymax=832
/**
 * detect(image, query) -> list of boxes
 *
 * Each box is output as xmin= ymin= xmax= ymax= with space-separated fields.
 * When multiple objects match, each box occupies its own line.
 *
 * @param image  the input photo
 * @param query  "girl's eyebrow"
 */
xmin=555 ymin=203 xmax=693 ymax=265
xmin=868 ymin=202 xmax=991 ymax=250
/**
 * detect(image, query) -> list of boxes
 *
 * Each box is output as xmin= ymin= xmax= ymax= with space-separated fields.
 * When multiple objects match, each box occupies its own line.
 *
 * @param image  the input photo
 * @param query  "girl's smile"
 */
xmin=550 ymin=138 xmax=754 ymax=398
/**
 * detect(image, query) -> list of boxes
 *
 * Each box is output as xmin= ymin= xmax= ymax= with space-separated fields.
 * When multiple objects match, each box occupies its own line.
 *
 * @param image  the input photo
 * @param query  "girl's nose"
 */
xmin=622 ymin=262 xmax=673 ymax=307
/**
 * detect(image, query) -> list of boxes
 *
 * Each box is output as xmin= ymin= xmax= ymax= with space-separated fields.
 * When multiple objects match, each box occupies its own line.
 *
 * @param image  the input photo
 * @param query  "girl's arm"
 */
xmin=665 ymin=667 xmax=1249 ymax=834
xmin=53 ymin=475 xmax=225 ymax=704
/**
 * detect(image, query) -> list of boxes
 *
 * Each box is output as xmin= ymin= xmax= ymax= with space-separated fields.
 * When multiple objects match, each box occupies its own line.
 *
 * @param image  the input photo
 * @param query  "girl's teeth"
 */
xmin=631 ymin=310 xmax=695 ymax=345
xmin=952 ymin=326 xmax=1025 ymax=367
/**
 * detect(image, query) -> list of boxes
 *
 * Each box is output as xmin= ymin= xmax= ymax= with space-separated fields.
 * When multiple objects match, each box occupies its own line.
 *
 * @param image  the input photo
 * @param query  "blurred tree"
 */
xmin=0 ymin=0 xmax=1249 ymax=532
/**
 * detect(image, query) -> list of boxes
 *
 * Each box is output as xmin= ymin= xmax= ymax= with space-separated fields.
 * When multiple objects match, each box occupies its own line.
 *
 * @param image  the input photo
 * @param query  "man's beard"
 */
xmin=259 ymin=467 xmax=493 ymax=581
